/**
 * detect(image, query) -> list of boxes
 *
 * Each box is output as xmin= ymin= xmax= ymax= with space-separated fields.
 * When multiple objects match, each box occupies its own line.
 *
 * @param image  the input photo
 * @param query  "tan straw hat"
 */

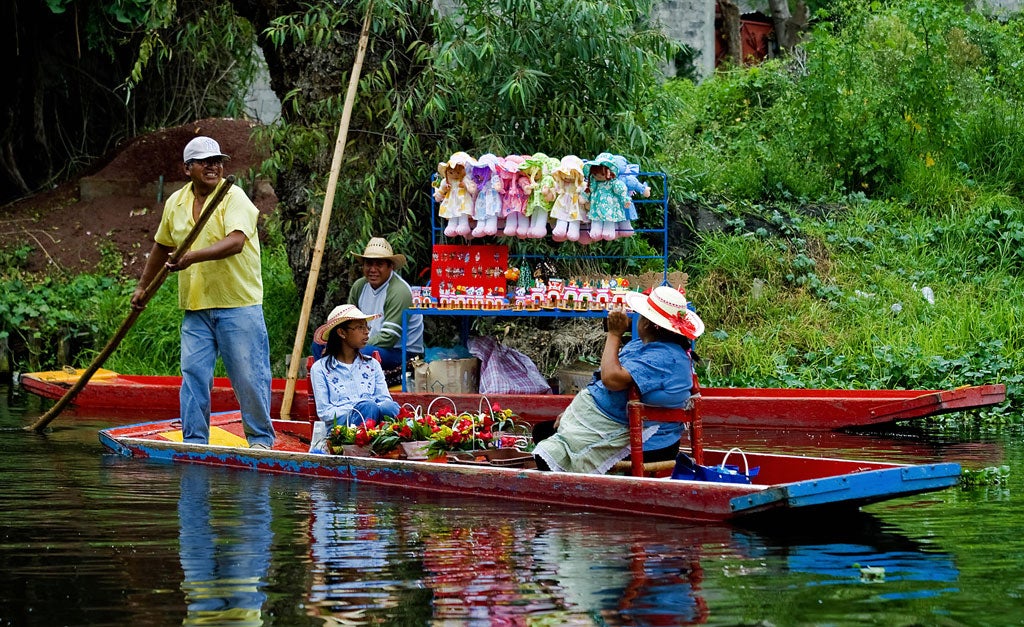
xmin=313 ymin=305 xmax=381 ymax=345
xmin=351 ymin=237 xmax=406 ymax=271
xmin=624 ymin=286 xmax=705 ymax=340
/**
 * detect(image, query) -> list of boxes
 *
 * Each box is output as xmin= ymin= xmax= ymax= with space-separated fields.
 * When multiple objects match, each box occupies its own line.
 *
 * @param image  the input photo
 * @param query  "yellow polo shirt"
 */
xmin=155 ymin=181 xmax=263 ymax=311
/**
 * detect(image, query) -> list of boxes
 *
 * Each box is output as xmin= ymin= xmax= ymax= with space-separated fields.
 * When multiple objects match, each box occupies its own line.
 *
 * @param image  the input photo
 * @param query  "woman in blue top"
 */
xmin=533 ymin=286 xmax=705 ymax=474
xmin=310 ymin=304 xmax=400 ymax=426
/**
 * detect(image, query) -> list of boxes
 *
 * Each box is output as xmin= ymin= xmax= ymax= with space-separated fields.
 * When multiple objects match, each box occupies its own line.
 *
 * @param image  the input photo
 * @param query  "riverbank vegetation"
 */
xmin=2 ymin=1 xmax=1022 ymax=421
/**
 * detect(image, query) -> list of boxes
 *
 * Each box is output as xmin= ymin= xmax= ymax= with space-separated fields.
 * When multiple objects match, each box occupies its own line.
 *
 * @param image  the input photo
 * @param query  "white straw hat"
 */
xmin=624 ymin=286 xmax=705 ymax=340
xmin=313 ymin=305 xmax=381 ymax=345
xmin=351 ymin=237 xmax=406 ymax=271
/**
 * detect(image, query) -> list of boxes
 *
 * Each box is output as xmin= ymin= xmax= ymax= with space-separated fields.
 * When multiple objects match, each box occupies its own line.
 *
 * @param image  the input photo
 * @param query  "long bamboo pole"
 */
xmin=26 ymin=175 xmax=237 ymax=432
xmin=279 ymin=1 xmax=374 ymax=419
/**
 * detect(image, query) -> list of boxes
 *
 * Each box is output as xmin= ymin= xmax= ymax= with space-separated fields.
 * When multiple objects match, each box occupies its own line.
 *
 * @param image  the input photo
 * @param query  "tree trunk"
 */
xmin=767 ymin=0 xmax=792 ymax=53
xmin=718 ymin=0 xmax=743 ymax=66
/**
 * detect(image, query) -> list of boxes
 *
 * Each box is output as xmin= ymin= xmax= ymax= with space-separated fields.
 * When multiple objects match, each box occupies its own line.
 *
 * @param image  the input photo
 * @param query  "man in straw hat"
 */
xmin=131 ymin=136 xmax=275 ymax=450
xmin=533 ymin=285 xmax=704 ymax=474
xmin=315 ymin=237 xmax=424 ymax=371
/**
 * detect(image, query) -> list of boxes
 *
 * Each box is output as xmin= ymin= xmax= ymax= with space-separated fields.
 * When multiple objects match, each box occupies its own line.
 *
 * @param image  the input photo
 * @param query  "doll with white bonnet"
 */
xmin=470 ymin=153 xmax=503 ymax=238
xmin=434 ymin=152 xmax=477 ymax=238
xmin=548 ymin=155 xmax=587 ymax=242
xmin=582 ymin=152 xmax=632 ymax=241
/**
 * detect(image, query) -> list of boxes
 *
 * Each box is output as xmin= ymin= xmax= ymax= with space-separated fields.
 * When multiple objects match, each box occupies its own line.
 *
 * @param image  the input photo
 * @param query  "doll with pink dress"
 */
xmin=470 ymin=153 xmax=503 ymax=238
xmin=582 ymin=152 xmax=632 ymax=241
xmin=498 ymin=155 xmax=530 ymax=237
xmin=434 ymin=152 xmax=477 ymax=238
xmin=548 ymin=155 xmax=587 ymax=242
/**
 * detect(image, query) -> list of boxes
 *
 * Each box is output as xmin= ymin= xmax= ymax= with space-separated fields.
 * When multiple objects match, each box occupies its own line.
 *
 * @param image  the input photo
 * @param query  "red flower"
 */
xmin=400 ymin=425 xmax=412 ymax=439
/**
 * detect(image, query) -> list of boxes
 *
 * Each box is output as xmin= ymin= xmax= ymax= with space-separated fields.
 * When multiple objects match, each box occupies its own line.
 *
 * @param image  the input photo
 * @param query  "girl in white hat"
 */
xmin=533 ymin=286 xmax=704 ymax=474
xmin=309 ymin=305 xmax=401 ymax=426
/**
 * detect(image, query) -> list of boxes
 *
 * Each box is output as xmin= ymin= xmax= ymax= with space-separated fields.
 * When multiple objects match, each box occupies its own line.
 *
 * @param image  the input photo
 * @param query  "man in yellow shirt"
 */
xmin=131 ymin=136 xmax=275 ymax=449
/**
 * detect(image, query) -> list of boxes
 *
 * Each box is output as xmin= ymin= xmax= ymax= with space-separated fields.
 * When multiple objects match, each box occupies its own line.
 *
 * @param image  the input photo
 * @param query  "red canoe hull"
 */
xmin=97 ymin=412 xmax=963 ymax=524
xmin=20 ymin=371 xmax=1005 ymax=431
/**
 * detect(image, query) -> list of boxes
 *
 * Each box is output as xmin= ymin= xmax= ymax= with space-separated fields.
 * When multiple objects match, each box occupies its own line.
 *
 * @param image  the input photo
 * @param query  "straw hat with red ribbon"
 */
xmin=624 ymin=286 xmax=705 ymax=340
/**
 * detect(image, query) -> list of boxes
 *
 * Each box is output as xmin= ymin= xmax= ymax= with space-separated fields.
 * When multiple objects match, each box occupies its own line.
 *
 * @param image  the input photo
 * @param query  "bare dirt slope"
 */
xmin=0 ymin=118 xmax=275 ymax=276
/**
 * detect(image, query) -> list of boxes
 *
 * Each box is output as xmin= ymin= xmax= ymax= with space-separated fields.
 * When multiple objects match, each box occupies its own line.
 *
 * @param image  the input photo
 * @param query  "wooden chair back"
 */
xmin=626 ymin=372 xmax=703 ymax=477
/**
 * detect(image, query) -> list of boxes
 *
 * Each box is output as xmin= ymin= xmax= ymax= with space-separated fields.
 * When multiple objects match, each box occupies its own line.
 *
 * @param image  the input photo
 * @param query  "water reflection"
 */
xmin=178 ymin=465 xmax=272 ymax=625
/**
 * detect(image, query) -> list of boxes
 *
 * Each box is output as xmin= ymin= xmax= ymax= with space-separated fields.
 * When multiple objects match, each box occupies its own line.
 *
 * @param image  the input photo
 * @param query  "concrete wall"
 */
xmin=651 ymin=0 xmax=716 ymax=79
xmin=244 ymin=46 xmax=282 ymax=124
xmin=974 ymin=0 xmax=1024 ymax=18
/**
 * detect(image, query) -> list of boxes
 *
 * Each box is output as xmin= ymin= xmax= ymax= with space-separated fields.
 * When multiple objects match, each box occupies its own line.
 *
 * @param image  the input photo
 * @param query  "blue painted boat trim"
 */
xmin=729 ymin=463 xmax=961 ymax=513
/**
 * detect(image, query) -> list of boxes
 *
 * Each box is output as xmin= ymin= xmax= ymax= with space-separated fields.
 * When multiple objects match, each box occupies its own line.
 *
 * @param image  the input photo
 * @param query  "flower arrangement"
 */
xmin=325 ymin=401 xmax=528 ymax=459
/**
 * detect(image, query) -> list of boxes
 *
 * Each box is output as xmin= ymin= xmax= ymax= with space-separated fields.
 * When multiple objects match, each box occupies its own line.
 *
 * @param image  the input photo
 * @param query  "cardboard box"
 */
xmin=413 ymin=357 xmax=480 ymax=394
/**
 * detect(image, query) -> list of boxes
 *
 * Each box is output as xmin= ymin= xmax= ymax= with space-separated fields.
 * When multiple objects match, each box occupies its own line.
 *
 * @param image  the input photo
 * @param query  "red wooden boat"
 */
xmin=97 ymin=410 xmax=962 ymax=524
xmin=21 ymin=369 xmax=1005 ymax=431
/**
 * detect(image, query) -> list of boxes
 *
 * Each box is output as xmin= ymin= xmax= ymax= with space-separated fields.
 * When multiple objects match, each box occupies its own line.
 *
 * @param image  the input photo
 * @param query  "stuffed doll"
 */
xmin=582 ymin=152 xmax=632 ymax=241
xmin=498 ymin=155 xmax=529 ymax=237
xmin=470 ymin=153 xmax=503 ymax=238
xmin=434 ymin=152 xmax=477 ymax=238
xmin=519 ymin=153 xmax=557 ymax=239
xmin=548 ymin=155 xmax=587 ymax=242
xmin=611 ymin=155 xmax=648 ymax=238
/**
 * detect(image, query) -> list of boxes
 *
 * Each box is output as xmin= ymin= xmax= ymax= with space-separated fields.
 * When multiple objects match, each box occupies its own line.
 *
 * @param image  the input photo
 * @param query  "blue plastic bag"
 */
xmin=671 ymin=449 xmax=759 ymax=484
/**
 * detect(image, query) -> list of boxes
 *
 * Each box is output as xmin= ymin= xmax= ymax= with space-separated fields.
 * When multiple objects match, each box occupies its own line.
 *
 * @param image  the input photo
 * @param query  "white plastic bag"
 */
xmin=309 ymin=420 xmax=328 ymax=454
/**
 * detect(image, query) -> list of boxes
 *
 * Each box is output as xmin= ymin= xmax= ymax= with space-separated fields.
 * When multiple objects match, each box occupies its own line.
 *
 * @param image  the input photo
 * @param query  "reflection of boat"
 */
xmin=99 ymin=411 xmax=962 ymax=524
xmin=22 ymin=368 xmax=1005 ymax=430
xmin=739 ymin=512 xmax=959 ymax=594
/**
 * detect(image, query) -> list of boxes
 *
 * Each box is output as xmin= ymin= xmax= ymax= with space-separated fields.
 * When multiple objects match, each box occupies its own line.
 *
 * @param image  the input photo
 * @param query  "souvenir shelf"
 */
xmin=401 ymin=171 xmax=671 ymax=391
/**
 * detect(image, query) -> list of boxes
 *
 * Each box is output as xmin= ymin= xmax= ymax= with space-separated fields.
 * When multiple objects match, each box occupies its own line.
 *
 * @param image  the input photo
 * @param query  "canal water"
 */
xmin=1 ymin=381 xmax=1022 ymax=626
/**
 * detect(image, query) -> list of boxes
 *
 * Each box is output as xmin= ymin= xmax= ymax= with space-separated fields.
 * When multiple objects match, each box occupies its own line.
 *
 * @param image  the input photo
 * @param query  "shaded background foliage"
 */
xmin=1 ymin=0 xmax=258 ymax=203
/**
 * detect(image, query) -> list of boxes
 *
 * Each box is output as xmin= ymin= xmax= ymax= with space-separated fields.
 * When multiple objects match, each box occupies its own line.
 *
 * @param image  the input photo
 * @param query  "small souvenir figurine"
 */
xmin=519 ymin=153 xmax=557 ymax=239
xmin=582 ymin=152 xmax=632 ymax=241
xmin=470 ymin=153 xmax=503 ymax=238
xmin=498 ymin=155 xmax=529 ymax=237
xmin=548 ymin=155 xmax=587 ymax=242
xmin=434 ymin=152 xmax=477 ymax=238
xmin=611 ymin=155 xmax=649 ymax=238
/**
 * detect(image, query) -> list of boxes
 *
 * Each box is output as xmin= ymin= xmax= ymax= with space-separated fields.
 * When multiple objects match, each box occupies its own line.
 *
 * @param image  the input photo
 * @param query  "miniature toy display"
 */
xmin=429 ymin=244 xmax=509 ymax=308
xmin=418 ymin=246 xmax=649 ymax=312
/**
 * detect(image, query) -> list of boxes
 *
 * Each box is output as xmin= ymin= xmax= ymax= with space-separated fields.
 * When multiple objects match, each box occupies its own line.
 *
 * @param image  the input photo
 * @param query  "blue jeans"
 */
xmin=180 ymin=306 xmax=275 ymax=447
xmin=350 ymin=398 xmax=401 ymax=425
